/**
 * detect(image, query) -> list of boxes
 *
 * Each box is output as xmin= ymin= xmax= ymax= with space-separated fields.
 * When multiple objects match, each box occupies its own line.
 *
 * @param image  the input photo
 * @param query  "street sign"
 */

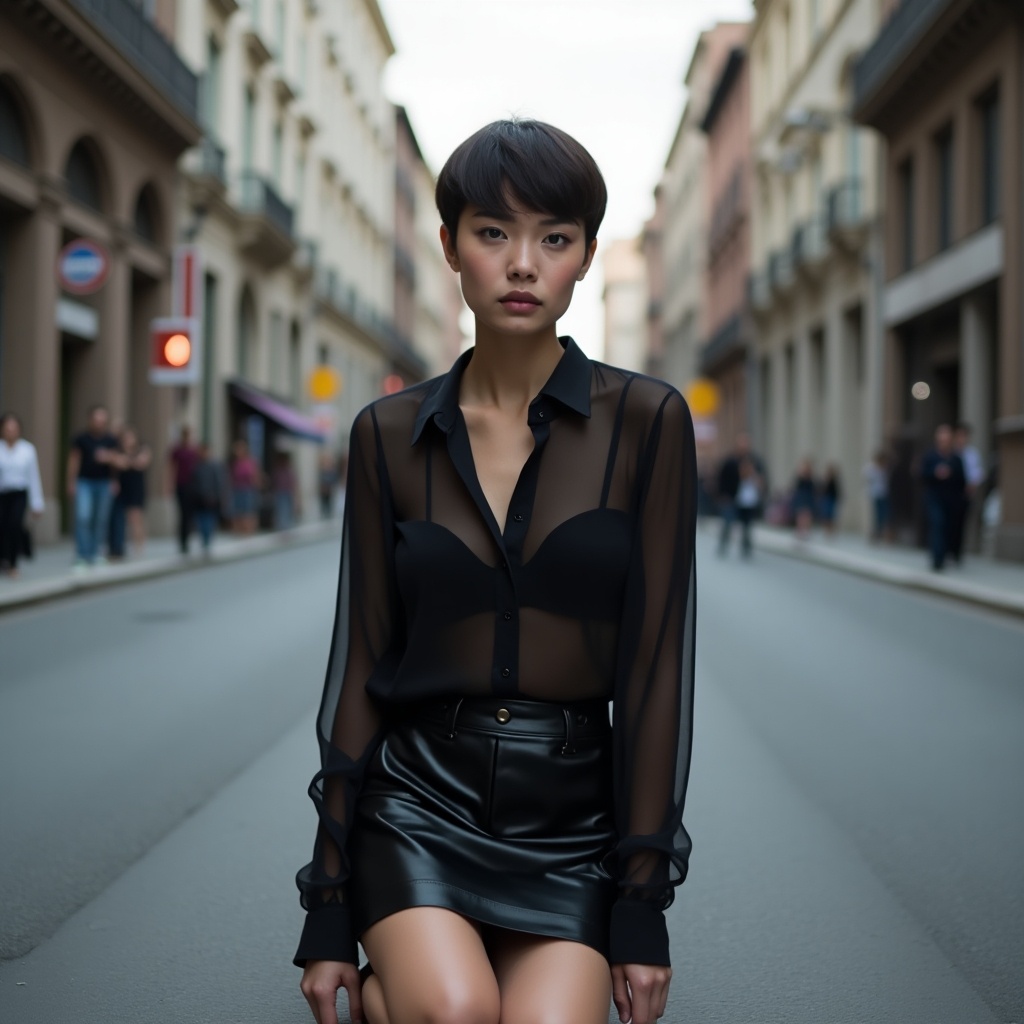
xmin=149 ymin=317 xmax=201 ymax=385
xmin=57 ymin=238 xmax=109 ymax=295
xmin=308 ymin=365 xmax=342 ymax=402
xmin=172 ymin=244 xmax=203 ymax=320
xmin=685 ymin=378 xmax=721 ymax=419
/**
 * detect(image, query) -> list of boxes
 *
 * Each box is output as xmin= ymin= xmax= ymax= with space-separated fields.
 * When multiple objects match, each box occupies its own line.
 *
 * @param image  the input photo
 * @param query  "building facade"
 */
xmin=700 ymin=29 xmax=752 ymax=460
xmin=0 ymin=0 xmax=201 ymax=542
xmin=749 ymin=0 xmax=884 ymax=530
xmin=602 ymin=238 xmax=647 ymax=372
xmin=853 ymin=0 xmax=1024 ymax=559
xmin=171 ymin=0 xmax=411 ymax=516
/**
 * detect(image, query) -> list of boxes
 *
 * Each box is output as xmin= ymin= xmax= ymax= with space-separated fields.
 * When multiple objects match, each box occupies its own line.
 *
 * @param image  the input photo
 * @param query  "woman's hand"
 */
xmin=300 ymin=959 xmax=364 ymax=1024
xmin=611 ymin=963 xmax=672 ymax=1024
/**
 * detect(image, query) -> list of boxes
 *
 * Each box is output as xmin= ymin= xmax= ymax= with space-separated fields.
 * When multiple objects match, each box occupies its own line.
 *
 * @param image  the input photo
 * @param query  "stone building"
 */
xmin=602 ymin=238 xmax=648 ymax=373
xmin=853 ymin=0 xmax=1024 ymax=560
xmin=749 ymin=0 xmax=885 ymax=530
xmin=0 ymin=0 xmax=201 ymax=542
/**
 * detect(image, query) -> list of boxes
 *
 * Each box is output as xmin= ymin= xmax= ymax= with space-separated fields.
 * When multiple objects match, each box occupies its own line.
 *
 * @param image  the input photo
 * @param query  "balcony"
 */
xmin=244 ymin=27 xmax=274 ymax=67
xmin=184 ymin=135 xmax=227 ymax=192
xmin=66 ymin=0 xmax=198 ymax=120
xmin=769 ymin=246 xmax=796 ymax=296
xmin=699 ymin=313 xmax=745 ymax=374
xmin=827 ymin=178 xmax=870 ymax=252
xmin=792 ymin=215 xmax=829 ymax=280
xmin=293 ymin=238 xmax=318 ymax=283
xmin=237 ymin=172 xmax=295 ymax=267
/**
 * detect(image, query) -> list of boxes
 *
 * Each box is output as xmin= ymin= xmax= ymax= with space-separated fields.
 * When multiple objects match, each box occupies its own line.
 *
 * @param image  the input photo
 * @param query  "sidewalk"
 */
xmin=746 ymin=522 xmax=1024 ymax=618
xmin=0 ymin=519 xmax=341 ymax=614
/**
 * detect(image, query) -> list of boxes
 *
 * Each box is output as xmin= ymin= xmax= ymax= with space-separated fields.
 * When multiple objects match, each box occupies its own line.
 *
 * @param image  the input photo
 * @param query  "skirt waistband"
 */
xmin=391 ymin=696 xmax=610 ymax=752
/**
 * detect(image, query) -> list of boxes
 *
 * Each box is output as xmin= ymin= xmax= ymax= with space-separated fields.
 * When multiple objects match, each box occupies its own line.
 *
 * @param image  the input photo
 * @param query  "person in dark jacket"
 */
xmin=717 ymin=433 xmax=764 ymax=556
xmin=921 ymin=424 xmax=965 ymax=571
xmin=791 ymin=458 xmax=817 ymax=539
xmin=192 ymin=444 xmax=229 ymax=554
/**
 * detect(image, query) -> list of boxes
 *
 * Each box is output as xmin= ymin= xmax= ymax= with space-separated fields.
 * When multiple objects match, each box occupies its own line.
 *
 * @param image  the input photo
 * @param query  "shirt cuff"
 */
xmin=293 ymin=904 xmax=358 ymax=968
xmin=608 ymin=898 xmax=671 ymax=967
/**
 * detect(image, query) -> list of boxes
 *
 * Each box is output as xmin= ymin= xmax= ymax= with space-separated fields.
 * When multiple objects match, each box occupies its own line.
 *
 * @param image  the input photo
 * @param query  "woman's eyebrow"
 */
xmin=469 ymin=210 xmax=577 ymax=228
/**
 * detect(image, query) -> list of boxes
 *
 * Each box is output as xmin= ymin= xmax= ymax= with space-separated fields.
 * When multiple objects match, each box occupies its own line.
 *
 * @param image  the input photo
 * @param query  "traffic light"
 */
xmin=149 ymin=317 xmax=200 ymax=385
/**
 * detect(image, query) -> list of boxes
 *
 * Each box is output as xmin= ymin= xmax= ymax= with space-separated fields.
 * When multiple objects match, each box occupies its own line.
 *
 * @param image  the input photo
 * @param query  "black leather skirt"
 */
xmin=349 ymin=696 xmax=617 ymax=957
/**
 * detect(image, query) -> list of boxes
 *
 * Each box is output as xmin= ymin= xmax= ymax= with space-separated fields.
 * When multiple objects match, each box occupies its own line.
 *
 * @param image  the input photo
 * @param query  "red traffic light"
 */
xmin=150 ymin=317 xmax=200 ymax=384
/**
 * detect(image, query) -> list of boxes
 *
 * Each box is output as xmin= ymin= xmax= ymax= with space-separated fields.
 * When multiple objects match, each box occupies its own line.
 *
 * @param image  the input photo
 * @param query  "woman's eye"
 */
xmin=481 ymin=227 xmax=505 ymax=240
xmin=545 ymin=233 xmax=570 ymax=246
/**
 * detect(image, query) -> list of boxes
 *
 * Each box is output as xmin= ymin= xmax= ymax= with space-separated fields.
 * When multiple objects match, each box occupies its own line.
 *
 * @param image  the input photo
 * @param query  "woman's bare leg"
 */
xmin=360 ymin=908 xmax=500 ymax=1024
xmin=488 ymin=931 xmax=612 ymax=1024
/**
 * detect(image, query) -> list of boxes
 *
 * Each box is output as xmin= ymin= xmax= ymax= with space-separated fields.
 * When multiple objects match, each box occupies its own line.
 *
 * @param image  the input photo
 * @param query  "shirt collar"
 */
xmin=411 ymin=336 xmax=592 ymax=444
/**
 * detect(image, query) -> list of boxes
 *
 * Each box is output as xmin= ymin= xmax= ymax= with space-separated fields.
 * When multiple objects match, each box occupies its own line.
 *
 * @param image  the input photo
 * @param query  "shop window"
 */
xmin=133 ymin=186 xmax=158 ymax=242
xmin=977 ymin=87 xmax=1000 ymax=226
xmin=0 ymin=82 xmax=29 ymax=167
xmin=934 ymin=125 xmax=954 ymax=252
xmin=65 ymin=140 xmax=102 ymax=211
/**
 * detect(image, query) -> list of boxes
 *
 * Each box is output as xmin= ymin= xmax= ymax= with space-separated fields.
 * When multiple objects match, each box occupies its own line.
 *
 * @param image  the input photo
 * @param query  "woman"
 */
xmin=791 ymin=457 xmax=818 ymax=540
xmin=109 ymin=425 xmax=151 ymax=558
xmin=0 ymin=412 xmax=45 ymax=578
xmin=296 ymin=120 xmax=697 ymax=1024
xmin=229 ymin=439 xmax=260 ymax=535
xmin=818 ymin=463 xmax=842 ymax=537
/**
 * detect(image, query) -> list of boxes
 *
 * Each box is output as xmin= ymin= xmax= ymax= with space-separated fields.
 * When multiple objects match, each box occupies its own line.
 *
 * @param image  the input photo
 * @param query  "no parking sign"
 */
xmin=57 ymin=238 xmax=109 ymax=295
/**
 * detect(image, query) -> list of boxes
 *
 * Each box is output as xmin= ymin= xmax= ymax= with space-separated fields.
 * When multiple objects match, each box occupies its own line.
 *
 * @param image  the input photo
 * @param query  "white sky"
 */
xmin=377 ymin=0 xmax=754 ymax=356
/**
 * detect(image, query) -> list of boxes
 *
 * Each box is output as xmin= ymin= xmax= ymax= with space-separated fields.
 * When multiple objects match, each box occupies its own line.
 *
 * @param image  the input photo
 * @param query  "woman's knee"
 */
xmin=385 ymin=979 xmax=500 ymax=1024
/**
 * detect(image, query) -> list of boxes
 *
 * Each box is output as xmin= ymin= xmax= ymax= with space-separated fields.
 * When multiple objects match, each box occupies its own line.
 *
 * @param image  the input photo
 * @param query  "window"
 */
xmin=202 ymin=37 xmax=221 ymax=133
xmin=133 ymin=186 xmax=157 ymax=242
xmin=276 ymin=1 xmax=286 ymax=61
xmin=242 ymin=87 xmax=256 ymax=171
xmin=978 ymin=87 xmax=1000 ymax=225
xmin=935 ymin=125 xmax=954 ymax=252
xmin=65 ymin=141 xmax=101 ymax=210
xmin=272 ymin=119 xmax=284 ymax=186
xmin=898 ymin=157 xmax=914 ymax=272
xmin=202 ymin=273 xmax=218 ymax=444
xmin=811 ymin=0 xmax=823 ymax=42
xmin=0 ymin=82 xmax=29 ymax=167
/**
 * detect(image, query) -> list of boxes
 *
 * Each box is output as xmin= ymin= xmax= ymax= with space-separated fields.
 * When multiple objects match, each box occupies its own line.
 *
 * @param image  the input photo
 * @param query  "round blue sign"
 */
xmin=58 ymin=239 xmax=109 ymax=295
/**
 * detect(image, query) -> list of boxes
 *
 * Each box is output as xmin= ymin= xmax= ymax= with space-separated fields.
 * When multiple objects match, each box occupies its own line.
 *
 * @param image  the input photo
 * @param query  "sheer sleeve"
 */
xmin=609 ymin=388 xmax=697 ymax=967
xmin=294 ymin=405 xmax=399 ymax=966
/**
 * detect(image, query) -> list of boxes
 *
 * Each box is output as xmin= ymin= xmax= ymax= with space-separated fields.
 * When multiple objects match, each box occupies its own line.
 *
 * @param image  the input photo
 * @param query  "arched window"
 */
xmin=0 ymin=81 xmax=30 ymax=168
xmin=134 ymin=185 xmax=159 ymax=242
xmin=66 ymin=140 xmax=102 ymax=211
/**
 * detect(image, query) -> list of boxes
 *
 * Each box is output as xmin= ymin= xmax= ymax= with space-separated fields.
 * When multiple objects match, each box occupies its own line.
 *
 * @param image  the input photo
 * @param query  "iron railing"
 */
xmin=238 ymin=171 xmax=294 ymax=237
xmin=700 ymin=312 xmax=744 ymax=371
xmin=827 ymin=178 xmax=864 ymax=233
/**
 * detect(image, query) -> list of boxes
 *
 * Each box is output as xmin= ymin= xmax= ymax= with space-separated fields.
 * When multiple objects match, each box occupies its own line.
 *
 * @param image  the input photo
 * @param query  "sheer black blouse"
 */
xmin=295 ymin=337 xmax=697 ymax=967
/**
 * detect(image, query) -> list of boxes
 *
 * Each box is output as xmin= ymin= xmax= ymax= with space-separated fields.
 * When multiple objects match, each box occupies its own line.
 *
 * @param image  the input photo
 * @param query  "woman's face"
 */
xmin=442 ymin=204 xmax=596 ymax=340
xmin=1 ymin=417 xmax=19 ymax=444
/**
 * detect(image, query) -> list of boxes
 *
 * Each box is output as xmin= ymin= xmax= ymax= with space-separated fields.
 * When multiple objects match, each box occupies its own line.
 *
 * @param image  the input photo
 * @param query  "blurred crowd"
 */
xmin=0 ymin=404 xmax=349 ymax=577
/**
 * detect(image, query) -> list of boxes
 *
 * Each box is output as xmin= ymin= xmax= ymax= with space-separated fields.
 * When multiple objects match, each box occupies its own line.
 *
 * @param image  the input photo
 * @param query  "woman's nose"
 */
xmin=507 ymin=241 xmax=537 ymax=279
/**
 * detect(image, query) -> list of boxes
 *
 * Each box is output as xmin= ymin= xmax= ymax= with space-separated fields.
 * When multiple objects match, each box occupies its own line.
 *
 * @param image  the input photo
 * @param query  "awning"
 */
xmin=228 ymin=379 xmax=326 ymax=442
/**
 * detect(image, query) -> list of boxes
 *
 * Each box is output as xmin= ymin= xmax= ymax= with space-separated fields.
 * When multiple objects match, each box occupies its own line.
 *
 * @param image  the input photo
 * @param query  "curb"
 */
xmin=754 ymin=529 xmax=1024 ymax=619
xmin=0 ymin=521 xmax=341 ymax=615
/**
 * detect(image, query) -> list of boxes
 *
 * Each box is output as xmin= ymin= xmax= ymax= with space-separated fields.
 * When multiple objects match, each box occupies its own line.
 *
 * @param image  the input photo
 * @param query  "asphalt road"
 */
xmin=0 ymin=532 xmax=1020 ymax=1023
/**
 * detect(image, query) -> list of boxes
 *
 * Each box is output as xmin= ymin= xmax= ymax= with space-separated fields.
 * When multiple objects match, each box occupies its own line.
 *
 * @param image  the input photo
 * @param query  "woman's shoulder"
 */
xmin=591 ymin=360 xmax=689 ymax=428
xmin=351 ymin=377 xmax=443 ymax=440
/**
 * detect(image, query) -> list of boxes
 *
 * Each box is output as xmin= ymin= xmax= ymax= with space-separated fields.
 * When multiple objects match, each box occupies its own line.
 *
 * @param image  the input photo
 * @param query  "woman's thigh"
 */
xmin=488 ymin=930 xmax=612 ymax=1024
xmin=361 ymin=907 xmax=500 ymax=1024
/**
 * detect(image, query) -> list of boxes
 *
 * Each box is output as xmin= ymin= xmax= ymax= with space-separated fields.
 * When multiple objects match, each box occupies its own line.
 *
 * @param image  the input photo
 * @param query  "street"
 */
xmin=1 ymin=535 xmax=1021 ymax=1024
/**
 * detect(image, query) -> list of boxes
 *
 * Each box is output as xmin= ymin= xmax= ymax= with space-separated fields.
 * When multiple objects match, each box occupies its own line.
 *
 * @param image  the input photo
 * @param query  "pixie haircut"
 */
xmin=436 ymin=119 xmax=607 ymax=246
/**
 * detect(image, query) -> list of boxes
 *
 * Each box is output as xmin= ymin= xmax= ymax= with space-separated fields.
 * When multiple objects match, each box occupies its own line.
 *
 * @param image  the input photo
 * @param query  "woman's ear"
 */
xmin=440 ymin=224 xmax=460 ymax=272
xmin=577 ymin=238 xmax=598 ymax=281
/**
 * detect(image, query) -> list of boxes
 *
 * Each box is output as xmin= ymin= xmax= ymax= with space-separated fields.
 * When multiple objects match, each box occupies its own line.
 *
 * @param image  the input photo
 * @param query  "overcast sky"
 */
xmin=377 ymin=0 xmax=754 ymax=355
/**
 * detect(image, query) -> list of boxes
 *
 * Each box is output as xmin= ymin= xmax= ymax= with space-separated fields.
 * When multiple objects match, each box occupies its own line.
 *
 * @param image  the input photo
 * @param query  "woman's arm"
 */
xmin=610 ymin=386 xmax=697 ymax=968
xmin=27 ymin=442 xmax=45 ymax=515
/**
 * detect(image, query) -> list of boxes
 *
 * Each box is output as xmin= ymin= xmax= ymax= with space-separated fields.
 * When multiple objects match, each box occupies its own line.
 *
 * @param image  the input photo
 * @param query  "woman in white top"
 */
xmin=0 ymin=412 xmax=45 ymax=578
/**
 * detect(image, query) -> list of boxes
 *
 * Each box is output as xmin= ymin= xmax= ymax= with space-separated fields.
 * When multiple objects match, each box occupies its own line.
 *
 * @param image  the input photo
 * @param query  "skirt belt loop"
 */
xmin=561 ymin=707 xmax=577 ymax=756
xmin=445 ymin=697 xmax=464 ymax=739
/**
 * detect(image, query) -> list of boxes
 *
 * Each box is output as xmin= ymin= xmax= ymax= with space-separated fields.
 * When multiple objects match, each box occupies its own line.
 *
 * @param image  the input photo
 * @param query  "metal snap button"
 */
xmin=501 ymin=667 xmax=510 ymax=678
xmin=496 ymin=708 xmax=511 ymax=724
xmin=577 ymin=713 xmax=588 ymax=725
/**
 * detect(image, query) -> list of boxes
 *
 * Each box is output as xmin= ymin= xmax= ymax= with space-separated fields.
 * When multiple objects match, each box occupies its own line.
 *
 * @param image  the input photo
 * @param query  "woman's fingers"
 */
xmin=339 ymin=963 xmax=365 ymax=1024
xmin=301 ymin=960 xmax=356 ymax=1024
xmin=617 ymin=964 xmax=673 ymax=1023
xmin=611 ymin=964 xmax=632 ymax=1023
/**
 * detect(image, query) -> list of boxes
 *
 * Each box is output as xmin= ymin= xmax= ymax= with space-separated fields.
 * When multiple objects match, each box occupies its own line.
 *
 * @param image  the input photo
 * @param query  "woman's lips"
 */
xmin=499 ymin=292 xmax=541 ymax=314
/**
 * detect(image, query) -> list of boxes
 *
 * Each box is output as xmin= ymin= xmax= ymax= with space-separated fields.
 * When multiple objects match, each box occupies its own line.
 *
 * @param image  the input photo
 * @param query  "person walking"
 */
xmin=716 ymin=433 xmax=763 ymax=557
xmin=921 ymin=424 xmax=965 ymax=572
xmin=949 ymin=423 xmax=984 ymax=563
xmin=819 ymin=464 xmax=842 ymax=537
xmin=229 ymin=438 xmax=261 ymax=535
xmin=192 ymin=443 xmax=228 ymax=555
xmin=272 ymin=451 xmax=298 ymax=531
xmin=791 ymin=457 xmax=818 ymax=540
xmin=108 ymin=425 xmax=151 ymax=560
xmin=168 ymin=426 xmax=200 ymax=555
xmin=295 ymin=119 xmax=697 ymax=1024
xmin=733 ymin=455 xmax=763 ymax=559
xmin=0 ymin=413 xmax=45 ymax=579
xmin=863 ymin=450 xmax=891 ymax=543
xmin=317 ymin=451 xmax=338 ymax=520
xmin=66 ymin=404 xmax=119 ymax=568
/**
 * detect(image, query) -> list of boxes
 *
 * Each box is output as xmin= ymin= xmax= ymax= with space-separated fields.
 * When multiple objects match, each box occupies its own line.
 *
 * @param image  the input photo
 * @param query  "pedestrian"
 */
xmin=863 ymin=450 xmax=891 ymax=543
xmin=317 ymin=451 xmax=338 ymax=519
xmin=108 ymin=425 xmax=151 ymax=559
xmin=949 ymin=423 xmax=984 ymax=563
xmin=192 ymin=443 xmax=228 ymax=554
xmin=734 ymin=455 xmax=763 ymax=559
xmin=716 ymin=432 xmax=764 ymax=557
xmin=0 ymin=412 xmax=45 ymax=579
xmin=66 ymin=404 xmax=119 ymax=569
xmin=921 ymin=423 xmax=965 ymax=572
xmin=819 ymin=463 xmax=842 ymax=537
xmin=168 ymin=425 xmax=200 ymax=555
xmin=272 ymin=451 xmax=298 ymax=531
xmin=295 ymin=119 xmax=696 ymax=1024
xmin=229 ymin=438 xmax=261 ymax=535
xmin=791 ymin=457 xmax=817 ymax=539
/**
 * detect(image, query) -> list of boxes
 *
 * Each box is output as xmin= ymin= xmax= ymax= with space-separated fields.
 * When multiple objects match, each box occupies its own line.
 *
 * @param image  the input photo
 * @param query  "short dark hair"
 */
xmin=435 ymin=119 xmax=607 ymax=246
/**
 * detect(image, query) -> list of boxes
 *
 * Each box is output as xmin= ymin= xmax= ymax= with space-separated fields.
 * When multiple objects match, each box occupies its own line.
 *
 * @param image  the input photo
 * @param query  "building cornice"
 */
xmin=361 ymin=0 xmax=396 ymax=57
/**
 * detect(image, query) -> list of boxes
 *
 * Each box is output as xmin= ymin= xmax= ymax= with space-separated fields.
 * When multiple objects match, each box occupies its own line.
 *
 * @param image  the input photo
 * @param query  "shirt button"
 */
xmin=538 ymin=410 xmax=546 ymax=419
xmin=496 ymin=708 xmax=511 ymax=724
xmin=513 ymin=514 xmax=524 ymax=522
xmin=501 ymin=668 xmax=510 ymax=678
xmin=503 ymin=611 xmax=512 ymax=621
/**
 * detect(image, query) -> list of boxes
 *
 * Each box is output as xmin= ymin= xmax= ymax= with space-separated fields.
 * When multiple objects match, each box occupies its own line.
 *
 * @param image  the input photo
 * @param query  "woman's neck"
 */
xmin=460 ymin=325 xmax=564 ymax=413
